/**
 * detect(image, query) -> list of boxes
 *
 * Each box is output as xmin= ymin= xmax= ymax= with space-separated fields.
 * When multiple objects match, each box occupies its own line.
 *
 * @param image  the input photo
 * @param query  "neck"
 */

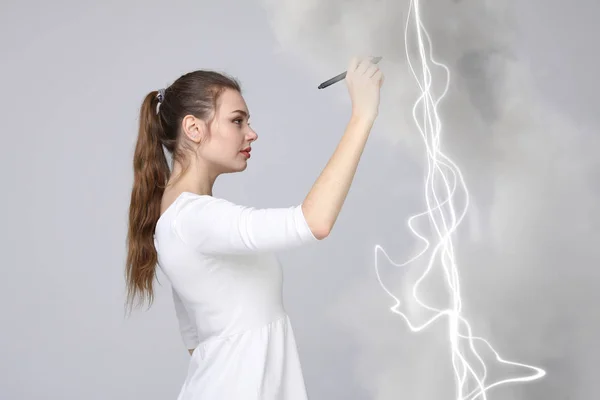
xmin=169 ymin=159 xmax=217 ymax=196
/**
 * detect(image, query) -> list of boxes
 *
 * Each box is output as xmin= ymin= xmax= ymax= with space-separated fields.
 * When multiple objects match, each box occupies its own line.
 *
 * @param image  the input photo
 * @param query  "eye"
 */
xmin=233 ymin=118 xmax=243 ymax=125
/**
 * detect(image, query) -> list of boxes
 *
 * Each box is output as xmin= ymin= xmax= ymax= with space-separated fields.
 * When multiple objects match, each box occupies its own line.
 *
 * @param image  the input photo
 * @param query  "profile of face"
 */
xmin=182 ymin=88 xmax=258 ymax=175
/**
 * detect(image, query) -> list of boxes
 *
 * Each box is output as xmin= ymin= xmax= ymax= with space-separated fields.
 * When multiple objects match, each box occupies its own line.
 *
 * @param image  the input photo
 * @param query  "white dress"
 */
xmin=153 ymin=192 xmax=318 ymax=399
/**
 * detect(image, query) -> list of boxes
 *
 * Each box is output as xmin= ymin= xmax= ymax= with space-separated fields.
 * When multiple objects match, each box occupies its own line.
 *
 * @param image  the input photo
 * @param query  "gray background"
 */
xmin=1 ymin=0 xmax=599 ymax=399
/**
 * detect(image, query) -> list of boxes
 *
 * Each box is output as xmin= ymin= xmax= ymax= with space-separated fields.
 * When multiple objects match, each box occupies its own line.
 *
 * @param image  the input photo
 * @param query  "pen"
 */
xmin=318 ymin=56 xmax=383 ymax=89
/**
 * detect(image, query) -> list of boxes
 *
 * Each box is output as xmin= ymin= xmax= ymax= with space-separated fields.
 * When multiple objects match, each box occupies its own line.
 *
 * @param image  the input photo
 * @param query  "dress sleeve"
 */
xmin=171 ymin=287 xmax=199 ymax=349
xmin=172 ymin=194 xmax=318 ymax=255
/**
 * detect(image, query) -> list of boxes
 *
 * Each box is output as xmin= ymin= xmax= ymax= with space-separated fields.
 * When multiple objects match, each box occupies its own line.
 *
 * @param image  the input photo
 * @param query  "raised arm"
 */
xmin=173 ymin=194 xmax=317 ymax=255
xmin=302 ymin=57 xmax=384 ymax=238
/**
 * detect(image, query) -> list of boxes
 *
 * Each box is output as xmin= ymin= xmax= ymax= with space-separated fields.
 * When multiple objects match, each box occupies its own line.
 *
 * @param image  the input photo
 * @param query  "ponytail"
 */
xmin=125 ymin=91 xmax=170 ymax=311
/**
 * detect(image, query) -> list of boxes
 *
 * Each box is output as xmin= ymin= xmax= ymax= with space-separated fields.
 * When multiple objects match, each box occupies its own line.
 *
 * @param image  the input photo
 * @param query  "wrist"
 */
xmin=350 ymin=112 xmax=376 ymax=128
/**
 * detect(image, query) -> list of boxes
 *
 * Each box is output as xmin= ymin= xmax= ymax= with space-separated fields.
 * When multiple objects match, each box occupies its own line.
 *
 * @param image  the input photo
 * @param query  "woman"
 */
xmin=126 ymin=56 xmax=384 ymax=399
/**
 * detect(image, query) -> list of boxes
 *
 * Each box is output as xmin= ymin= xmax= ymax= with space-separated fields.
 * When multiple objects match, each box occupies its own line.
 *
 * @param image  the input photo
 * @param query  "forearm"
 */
xmin=302 ymin=114 xmax=374 ymax=238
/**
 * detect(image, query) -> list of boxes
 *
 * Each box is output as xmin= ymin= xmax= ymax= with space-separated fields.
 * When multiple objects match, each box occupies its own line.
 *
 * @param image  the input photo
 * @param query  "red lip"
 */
xmin=240 ymin=148 xmax=251 ymax=158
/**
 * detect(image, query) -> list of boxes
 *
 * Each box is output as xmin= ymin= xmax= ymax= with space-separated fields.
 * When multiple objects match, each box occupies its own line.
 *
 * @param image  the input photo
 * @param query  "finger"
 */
xmin=373 ymin=70 xmax=384 ymax=86
xmin=356 ymin=57 xmax=371 ymax=75
xmin=347 ymin=56 xmax=360 ymax=74
xmin=366 ymin=64 xmax=380 ymax=78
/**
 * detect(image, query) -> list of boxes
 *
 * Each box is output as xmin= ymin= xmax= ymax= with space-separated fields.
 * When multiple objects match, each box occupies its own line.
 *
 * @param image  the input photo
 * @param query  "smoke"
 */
xmin=261 ymin=0 xmax=600 ymax=399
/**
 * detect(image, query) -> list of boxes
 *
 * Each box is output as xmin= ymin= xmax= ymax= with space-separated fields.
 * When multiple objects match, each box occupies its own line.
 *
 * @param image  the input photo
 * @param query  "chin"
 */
xmin=222 ymin=162 xmax=248 ymax=174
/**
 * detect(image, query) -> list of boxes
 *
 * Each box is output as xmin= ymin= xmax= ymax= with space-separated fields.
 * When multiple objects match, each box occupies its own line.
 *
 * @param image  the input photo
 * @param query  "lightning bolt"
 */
xmin=373 ymin=1 xmax=546 ymax=399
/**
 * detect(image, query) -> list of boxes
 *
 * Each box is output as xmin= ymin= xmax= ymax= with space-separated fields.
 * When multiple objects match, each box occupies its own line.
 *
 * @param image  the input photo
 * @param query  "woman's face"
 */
xmin=199 ymin=88 xmax=258 ymax=174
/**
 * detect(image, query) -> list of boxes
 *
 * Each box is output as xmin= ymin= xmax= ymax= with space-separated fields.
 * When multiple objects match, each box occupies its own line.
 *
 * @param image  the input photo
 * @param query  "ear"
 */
xmin=181 ymin=114 xmax=206 ymax=143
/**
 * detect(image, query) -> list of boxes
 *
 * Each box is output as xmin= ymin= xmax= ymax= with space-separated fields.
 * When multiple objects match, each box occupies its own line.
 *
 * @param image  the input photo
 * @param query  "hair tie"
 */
xmin=157 ymin=88 xmax=166 ymax=103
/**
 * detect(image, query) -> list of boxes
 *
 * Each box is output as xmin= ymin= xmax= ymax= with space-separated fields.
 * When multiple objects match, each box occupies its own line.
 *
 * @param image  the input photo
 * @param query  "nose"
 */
xmin=247 ymin=127 xmax=258 ymax=142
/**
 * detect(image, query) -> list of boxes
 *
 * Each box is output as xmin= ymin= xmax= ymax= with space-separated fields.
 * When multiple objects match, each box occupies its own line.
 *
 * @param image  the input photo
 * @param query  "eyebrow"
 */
xmin=231 ymin=110 xmax=250 ymax=119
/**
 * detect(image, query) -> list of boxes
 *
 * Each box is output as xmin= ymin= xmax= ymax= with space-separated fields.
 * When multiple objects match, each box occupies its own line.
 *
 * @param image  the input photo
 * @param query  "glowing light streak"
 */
xmin=373 ymin=2 xmax=546 ymax=398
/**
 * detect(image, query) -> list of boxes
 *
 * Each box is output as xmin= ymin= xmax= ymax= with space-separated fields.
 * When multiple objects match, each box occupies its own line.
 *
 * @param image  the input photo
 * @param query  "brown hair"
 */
xmin=125 ymin=70 xmax=241 ymax=311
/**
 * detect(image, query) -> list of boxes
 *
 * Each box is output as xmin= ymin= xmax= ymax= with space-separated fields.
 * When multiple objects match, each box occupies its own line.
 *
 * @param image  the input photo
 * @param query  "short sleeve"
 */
xmin=172 ymin=193 xmax=318 ymax=255
xmin=171 ymin=287 xmax=199 ymax=349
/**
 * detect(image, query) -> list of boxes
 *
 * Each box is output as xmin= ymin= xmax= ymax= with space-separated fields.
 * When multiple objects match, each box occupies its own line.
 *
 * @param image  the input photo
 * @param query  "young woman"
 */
xmin=126 ymin=56 xmax=384 ymax=399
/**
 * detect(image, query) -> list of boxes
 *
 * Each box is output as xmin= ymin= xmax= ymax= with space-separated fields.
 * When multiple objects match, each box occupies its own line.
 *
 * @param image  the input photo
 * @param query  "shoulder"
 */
xmin=171 ymin=192 xmax=250 ymax=226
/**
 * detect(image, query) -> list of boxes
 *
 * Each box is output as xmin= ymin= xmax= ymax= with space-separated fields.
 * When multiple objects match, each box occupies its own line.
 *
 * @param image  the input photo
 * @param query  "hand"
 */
xmin=345 ymin=56 xmax=385 ymax=122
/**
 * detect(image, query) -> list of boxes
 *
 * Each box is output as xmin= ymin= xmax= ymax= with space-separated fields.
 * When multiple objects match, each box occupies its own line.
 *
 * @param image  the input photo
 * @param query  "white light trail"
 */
xmin=373 ymin=1 xmax=546 ymax=398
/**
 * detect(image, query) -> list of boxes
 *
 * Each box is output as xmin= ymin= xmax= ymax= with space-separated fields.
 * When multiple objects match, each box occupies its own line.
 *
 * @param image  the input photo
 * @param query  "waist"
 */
xmin=195 ymin=312 xmax=289 ymax=349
